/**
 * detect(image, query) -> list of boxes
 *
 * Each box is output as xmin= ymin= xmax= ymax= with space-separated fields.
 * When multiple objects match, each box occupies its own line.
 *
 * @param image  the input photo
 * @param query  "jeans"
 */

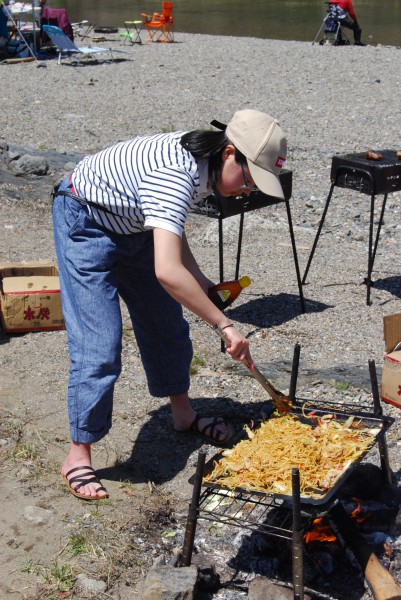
xmin=53 ymin=177 xmax=193 ymax=444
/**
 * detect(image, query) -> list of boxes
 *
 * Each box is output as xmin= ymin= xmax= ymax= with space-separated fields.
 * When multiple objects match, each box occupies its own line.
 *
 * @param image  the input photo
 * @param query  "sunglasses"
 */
xmin=239 ymin=163 xmax=258 ymax=193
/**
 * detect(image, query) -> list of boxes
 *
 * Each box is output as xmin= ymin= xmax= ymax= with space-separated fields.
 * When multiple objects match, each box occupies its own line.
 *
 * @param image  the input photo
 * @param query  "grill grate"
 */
xmin=198 ymin=486 xmax=335 ymax=540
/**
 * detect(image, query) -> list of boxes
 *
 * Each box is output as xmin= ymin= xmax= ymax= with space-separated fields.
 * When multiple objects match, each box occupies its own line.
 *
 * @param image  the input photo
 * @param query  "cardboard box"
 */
xmin=381 ymin=313 xmax=401 ymax=408
xmin=0 ymin=261 xmax=65 ymax=333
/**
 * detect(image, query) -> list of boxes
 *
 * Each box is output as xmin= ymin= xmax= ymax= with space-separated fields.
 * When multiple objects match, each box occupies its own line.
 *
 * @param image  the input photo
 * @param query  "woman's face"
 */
xmin=215 ymin=145 xmax=257 ymax=197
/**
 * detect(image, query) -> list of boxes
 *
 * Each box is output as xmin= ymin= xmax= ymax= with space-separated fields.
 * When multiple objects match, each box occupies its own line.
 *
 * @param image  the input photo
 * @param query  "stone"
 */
xmin=248 ymin=576 xmax=311 ymax=600
xmin=142 ymin=563 xmax=197 ymax=600
xmin=76 ymin=573 xmax=107 ymax=594
xmin=9 ymin=154 xmax=49 ymax=176
xmin=24 ymin=505 xmax=52 ymax=525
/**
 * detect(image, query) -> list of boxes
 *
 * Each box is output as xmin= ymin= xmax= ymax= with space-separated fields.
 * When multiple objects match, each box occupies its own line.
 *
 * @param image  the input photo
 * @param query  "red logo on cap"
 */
xmin=275 ymin=156 xmax=286 ymax=169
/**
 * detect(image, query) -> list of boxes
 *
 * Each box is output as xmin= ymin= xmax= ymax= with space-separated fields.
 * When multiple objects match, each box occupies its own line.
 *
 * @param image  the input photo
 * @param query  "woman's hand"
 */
xmin=220 ymin=325 xmax=253 ymax=367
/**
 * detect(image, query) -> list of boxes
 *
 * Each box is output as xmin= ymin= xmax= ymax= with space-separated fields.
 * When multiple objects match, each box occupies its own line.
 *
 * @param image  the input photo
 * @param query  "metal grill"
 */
xmin=180 ymin=346 xmax=394 ymax=599
xmin=303 ymin=150 xmax=401 ymax=305
xmin=331 ymin=150 xmax=401 ymax=195
xmin=191 ymin=169 xmax=293 ymax=219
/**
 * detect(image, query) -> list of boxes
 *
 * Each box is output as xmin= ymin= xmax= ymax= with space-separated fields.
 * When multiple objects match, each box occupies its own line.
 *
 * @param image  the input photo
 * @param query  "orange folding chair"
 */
xmin=141 ymin=2 xmax=174 ymax=43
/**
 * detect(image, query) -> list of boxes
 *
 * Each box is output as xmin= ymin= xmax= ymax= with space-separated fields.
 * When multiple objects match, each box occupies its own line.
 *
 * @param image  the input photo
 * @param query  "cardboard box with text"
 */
xmin=0 ymin=261 xmax=65 ymax=333
xmin=381 ymin=313 xmax=401 ymax=408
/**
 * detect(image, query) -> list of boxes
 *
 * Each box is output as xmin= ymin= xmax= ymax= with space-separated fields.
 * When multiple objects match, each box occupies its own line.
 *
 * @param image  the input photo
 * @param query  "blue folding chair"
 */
xmin=42 ymin=24 xmax=121 ymax=64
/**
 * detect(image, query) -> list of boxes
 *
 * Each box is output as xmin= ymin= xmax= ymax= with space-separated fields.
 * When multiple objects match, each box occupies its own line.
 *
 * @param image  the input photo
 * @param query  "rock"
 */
xmin=248 ymin=577 xmax=311 ymax=600
xmin=9 ymin=154 xmax=49 ymax=176
xmin=141 ymin=563 xmax=197 ymax=600
xmin=76 ymin=573 xmax=107 ymax=594
xmin=24 ymin=505 xmax=52 ymax=524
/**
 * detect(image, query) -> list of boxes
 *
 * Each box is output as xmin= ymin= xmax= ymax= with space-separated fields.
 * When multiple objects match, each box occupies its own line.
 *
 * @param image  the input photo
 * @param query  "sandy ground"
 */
xmin=1 ymin=31 xmax=401 ymax=599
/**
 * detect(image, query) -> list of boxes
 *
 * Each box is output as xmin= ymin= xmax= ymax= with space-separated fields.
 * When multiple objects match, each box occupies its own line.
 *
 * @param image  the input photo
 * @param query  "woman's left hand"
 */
xmin=221 ymin=325 xmax=253 ymax=366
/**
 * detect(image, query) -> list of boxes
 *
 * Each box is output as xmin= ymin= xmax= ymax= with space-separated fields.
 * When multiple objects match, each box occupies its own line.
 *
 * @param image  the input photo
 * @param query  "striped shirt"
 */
xmin=71 ymin=132 xmax=211 ymax=236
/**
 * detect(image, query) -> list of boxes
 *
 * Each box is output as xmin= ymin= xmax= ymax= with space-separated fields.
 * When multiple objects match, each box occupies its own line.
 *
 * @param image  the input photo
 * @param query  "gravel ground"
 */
xmin=1 ymin=32 xmax=401 ymax=599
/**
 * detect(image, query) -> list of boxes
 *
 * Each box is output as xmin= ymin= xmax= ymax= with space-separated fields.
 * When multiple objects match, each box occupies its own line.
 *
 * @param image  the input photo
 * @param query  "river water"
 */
xmin=51 ymin=0 xmax=400 ymax=47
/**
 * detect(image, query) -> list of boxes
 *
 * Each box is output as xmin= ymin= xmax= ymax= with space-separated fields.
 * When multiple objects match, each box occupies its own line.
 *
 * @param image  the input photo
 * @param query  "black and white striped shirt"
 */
xmin=71 ymin=132 xmax=211 ymax=236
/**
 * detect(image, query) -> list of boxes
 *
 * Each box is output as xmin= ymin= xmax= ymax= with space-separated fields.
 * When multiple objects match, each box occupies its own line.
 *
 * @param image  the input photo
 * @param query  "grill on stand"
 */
xmin=180 ymin=345 xmax=396 ymax=599
xmin=190 ymin=169 xmax=305 ymax=314
xmin=302 ymin=150 xmax=401 ymax=305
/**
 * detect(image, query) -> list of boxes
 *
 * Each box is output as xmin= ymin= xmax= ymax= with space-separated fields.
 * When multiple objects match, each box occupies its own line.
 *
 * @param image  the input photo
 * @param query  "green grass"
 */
xmin=67 ymin=534 xmax=88 ymax=557
xmin=43 ymin=563 xmax=75 ymax=592
xmin=333 ymin=381 xmax=350 ymax=391
xmin=190 ymin=353 xmax=206 ymax=375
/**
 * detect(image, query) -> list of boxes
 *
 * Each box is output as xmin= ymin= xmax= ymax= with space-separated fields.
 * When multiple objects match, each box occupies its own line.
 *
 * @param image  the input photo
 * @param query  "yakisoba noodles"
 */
xmin=204 ymin=410 xmax=380 ymax=499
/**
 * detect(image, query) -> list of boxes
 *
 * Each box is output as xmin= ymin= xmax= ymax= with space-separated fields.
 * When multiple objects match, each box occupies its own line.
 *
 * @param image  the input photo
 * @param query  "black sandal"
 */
xmin=189 ymin=413 xmax=234 ymax=446
xmin=62 ymin=465 xmax=109 ymax=500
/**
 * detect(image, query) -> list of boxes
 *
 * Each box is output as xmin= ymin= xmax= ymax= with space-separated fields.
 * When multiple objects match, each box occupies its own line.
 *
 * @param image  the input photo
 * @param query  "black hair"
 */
xmin=180 ymin=130 xmax=247 ymax=188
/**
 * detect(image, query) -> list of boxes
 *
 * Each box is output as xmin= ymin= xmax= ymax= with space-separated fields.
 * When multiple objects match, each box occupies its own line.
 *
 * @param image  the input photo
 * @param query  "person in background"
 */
xmin=330 ymin=0 xmax=365 ymax=45
xmin=52 ymin=109 xmax=287 ymax=501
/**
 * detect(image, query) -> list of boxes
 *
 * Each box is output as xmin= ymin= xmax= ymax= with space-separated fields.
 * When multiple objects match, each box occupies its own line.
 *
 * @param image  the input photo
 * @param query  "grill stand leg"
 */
xmin=180 ymin=449 xmax=206 ymax=567
xmin=289 ymin=343 xmax=301 ymax=402
xmin=291 ymin=468 xmax=304 ymax=600
xmin=285 ymin=199 xmax=306 ymax=313
xmin=366 ymin=192 xmax=387 ymax=306
xmin=303 ymin=166 xmax=388 ymax=306
xmin=302 ymin=182 xmax=335 ymax=285
xmin=368 ymin=359 xmax=393 ymax=485
xmin=218 ymin=215 xmax=225 ymax=353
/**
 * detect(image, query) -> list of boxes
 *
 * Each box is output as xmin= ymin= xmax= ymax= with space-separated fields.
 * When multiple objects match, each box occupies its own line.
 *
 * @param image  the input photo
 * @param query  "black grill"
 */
xmin=331 ymin=150 xmax=401 ymax=195
xmin=191 ymin=169 xmax=292 ymax=219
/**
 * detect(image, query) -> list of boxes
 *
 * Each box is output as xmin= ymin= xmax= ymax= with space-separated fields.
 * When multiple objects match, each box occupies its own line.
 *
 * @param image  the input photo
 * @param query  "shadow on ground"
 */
xmin=373 ymin=275 xmax=401 ymax=300
xmin=223 ymin=292 xmax=330 ymax=330
xmin=96 ymin=396 xmax=274 ymax=486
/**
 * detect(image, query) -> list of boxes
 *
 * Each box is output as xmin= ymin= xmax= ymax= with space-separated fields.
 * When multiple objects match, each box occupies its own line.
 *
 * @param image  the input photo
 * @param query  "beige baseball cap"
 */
xmin=225 ymin=109 xmax=287 ymax=199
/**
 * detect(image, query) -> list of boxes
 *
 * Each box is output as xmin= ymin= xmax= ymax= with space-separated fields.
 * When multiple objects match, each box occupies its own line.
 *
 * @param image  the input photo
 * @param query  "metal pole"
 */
xmin=302 ymin=182 xmax=335 ymax=285
xmin=292 ymin=468 xmax=304 ymax=600
xmin=368 ymin=359 xmax=392 ymax=485
xmin=289 ymin=343 xmax=301 ymax=403
xmin=234 ymin=210 xmax=244 ymax=280
xmin=285 ymin=198 xmax=306 ymax=314
xmin=180 ymin=449 xmax=206 ymax=567
xmin=2 ymin=3 xmax=44 ymax=64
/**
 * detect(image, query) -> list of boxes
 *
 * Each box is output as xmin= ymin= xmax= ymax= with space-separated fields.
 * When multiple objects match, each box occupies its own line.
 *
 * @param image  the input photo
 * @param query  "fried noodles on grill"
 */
xmin=204 ymin=412 xmax=380 ymax=499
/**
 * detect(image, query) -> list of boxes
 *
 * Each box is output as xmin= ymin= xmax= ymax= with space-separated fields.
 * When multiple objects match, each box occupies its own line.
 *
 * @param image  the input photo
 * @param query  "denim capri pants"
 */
xmin=52 ymin=177 xmax=193 ymax=444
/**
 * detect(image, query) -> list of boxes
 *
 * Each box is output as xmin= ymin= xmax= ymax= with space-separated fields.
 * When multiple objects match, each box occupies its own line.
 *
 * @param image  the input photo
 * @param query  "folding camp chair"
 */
xmin=42 ymin=24 xmax=121 ymax=64
xmin=141 ymin=2 xmax=173 ymax=43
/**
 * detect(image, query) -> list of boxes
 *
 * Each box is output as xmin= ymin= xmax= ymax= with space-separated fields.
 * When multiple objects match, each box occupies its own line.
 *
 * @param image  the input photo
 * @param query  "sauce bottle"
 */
xmin=208 ymin=275 xmax=251 ymax=310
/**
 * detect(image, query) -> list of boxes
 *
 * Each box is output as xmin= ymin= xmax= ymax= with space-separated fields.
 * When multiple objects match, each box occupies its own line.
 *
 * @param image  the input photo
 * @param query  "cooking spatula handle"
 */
xmin=212 ymin=325 xmax=290 ymax=411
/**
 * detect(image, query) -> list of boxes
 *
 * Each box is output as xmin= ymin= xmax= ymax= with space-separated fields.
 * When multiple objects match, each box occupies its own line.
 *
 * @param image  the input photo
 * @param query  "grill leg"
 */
xmin=218 ymin=216 xmax=225 ymax=353
xmin=285 ymin=199 xmax=306 ymax=313
xmin=366 ymin=192 xmax=387 ymax=306
xmin=235 ymin=211 xmax=245 ymax=280
xmin=289 ymin=343 xmax=301 ymax=402
xmin=180 ymin=449 xmax=206 ymax=567
xmin=302 ymin=182 xmax=335 ymax=285
xmin=368 ymin=359 xmax=392 ymax=485
xmin=291 ymin=468 xmax=304 ymax=600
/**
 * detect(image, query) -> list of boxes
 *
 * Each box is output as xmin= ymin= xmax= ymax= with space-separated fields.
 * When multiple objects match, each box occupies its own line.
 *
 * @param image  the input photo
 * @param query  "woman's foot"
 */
xmin=170 ymin=393 xmax=233 ymax=444
xmin=61 ymin=442 xmax=108 ymax=500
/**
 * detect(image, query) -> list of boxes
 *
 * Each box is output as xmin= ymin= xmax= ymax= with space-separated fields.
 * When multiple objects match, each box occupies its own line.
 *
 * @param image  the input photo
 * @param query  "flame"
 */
xmin=304 ymin=517 xmax=337 ymax=543
xmin=351 ymin=498 xmax=367 ymax=523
